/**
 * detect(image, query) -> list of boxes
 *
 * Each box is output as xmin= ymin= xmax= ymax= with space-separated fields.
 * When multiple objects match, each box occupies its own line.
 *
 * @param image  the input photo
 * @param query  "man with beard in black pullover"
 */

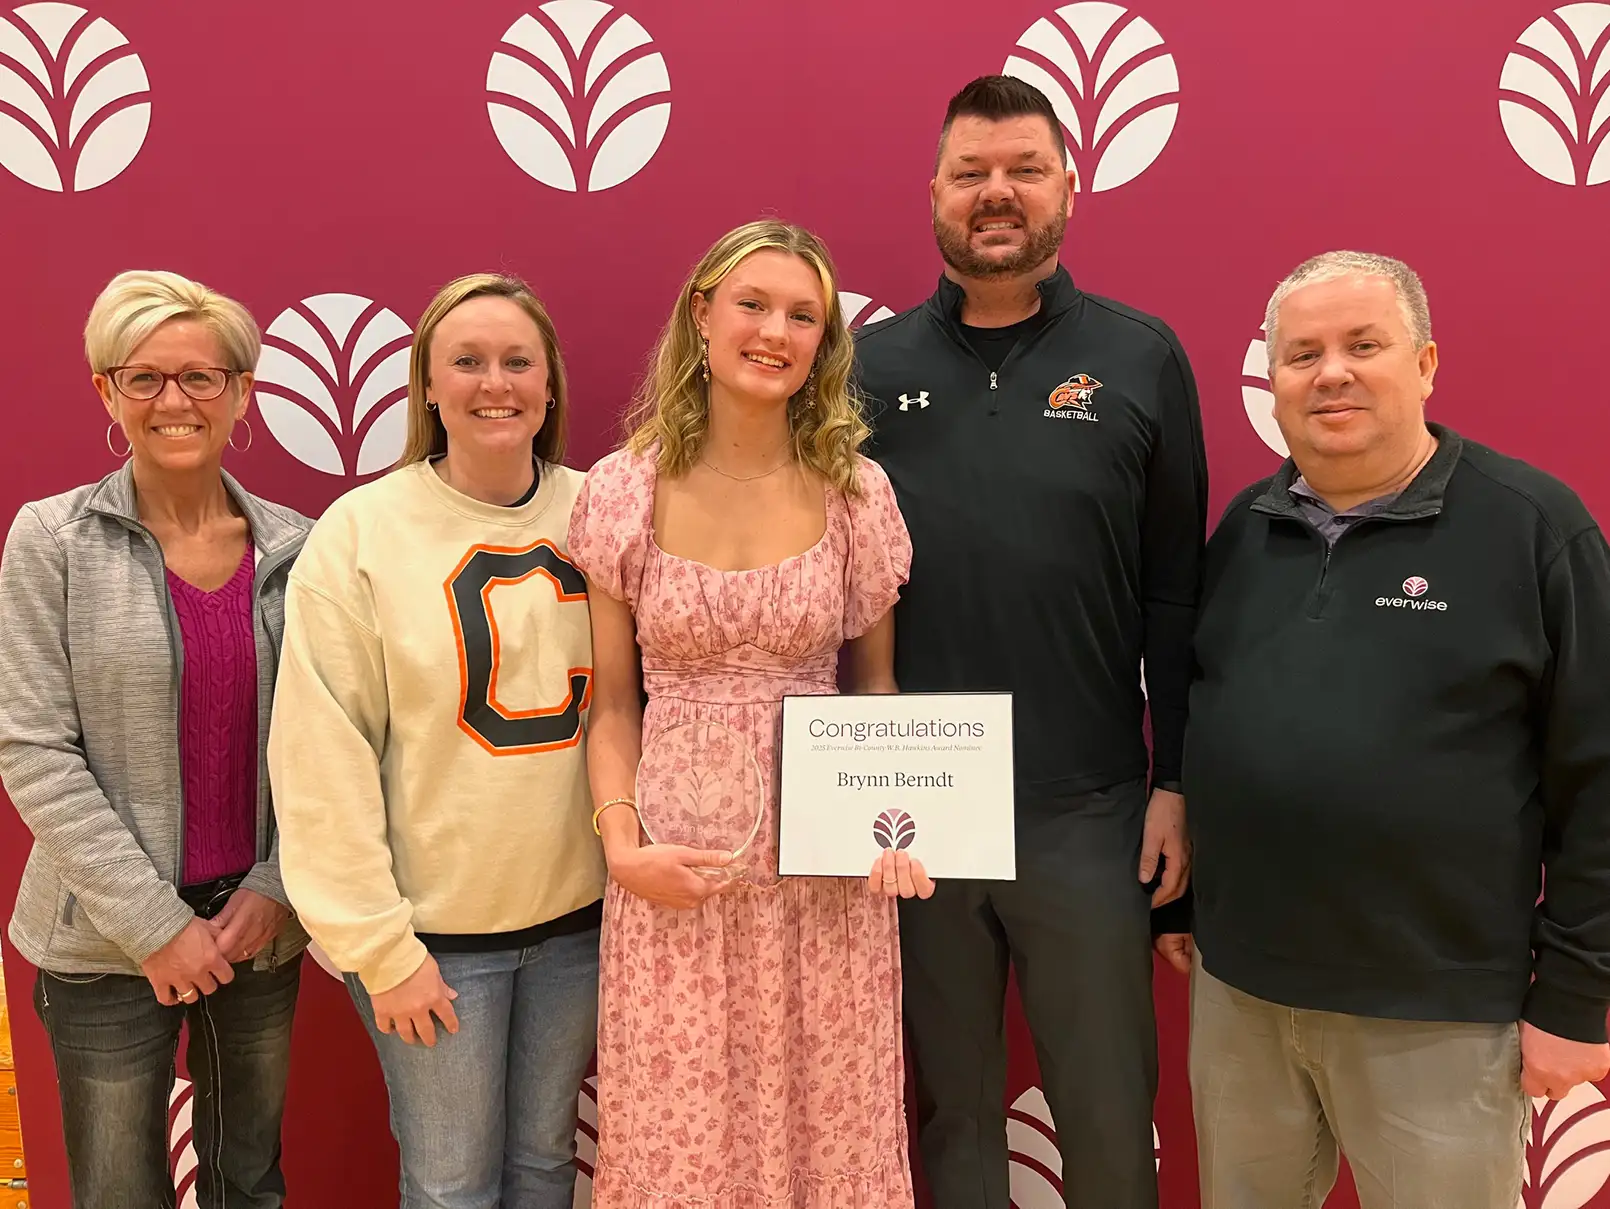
xmin=855 ymin=76 xmax=1207 ymax=1209
xmin=1166 ymin=250 xmax=1610 ymax=1209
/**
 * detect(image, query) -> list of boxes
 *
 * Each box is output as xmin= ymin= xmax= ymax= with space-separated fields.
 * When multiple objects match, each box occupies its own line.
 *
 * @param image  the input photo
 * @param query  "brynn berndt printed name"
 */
xmin=839 ymin=771 xmax=957 ymax=790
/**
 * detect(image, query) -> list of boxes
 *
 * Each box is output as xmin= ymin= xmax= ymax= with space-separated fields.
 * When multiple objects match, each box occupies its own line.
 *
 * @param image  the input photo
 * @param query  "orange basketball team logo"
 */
xmin=1048 ymin=373 xmax=1103 ymax=410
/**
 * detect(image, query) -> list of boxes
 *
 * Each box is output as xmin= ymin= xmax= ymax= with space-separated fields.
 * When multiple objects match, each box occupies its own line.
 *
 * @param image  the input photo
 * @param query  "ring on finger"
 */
xmin=179 ymin=989 xmax=199 ymax=1002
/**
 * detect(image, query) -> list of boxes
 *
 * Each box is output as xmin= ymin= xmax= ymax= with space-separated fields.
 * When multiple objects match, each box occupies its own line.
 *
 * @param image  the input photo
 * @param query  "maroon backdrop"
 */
xmin=2 ymin=0 xmax=1608 ymax=1204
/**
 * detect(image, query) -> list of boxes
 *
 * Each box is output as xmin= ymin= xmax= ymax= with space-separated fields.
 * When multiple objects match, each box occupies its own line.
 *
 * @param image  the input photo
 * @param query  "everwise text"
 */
xmin=839 ymin=772 xmax=955 ymax=790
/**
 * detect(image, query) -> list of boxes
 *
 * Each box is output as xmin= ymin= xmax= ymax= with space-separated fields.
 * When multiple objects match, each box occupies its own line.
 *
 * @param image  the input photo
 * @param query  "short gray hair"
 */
xmin=1264 ymin=251 xmax=1431 ymax=364
xmin=84 ymin=270 xmax=260 ymax=374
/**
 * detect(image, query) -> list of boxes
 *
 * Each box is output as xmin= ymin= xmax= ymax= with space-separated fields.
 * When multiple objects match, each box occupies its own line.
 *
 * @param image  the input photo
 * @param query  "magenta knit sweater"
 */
xmin=167 ymin=544 xmax=259 ymax=885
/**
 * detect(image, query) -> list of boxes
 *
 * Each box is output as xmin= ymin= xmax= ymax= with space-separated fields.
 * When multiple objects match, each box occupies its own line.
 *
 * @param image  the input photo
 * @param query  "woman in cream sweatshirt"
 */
xmin=268 ymin=274 xmax=604 ymax=1209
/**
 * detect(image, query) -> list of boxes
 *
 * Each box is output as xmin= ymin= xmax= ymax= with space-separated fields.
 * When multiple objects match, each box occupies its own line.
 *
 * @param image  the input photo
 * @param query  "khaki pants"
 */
xmin=1189 ymin=956 xmax=1528 ymax=1209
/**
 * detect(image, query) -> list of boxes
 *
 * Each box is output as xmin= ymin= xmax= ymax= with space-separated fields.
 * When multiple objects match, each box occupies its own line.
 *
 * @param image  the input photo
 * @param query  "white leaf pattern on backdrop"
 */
xmin=1522 ymin=1084 xmax=1610 ymax=1209
xmin=573 ymin=1074 xmax=599 ymax=1207
xmin=1006 ymin=1086 xmax=1160 ymax=1208
xmin=1500 ymin=3 xmax=1610 ymax=187
xmin=1241 ymin=323 xmax=1288 ymax=457
xmin=1003 ymin=2 xmax=1180 ymax=192
xmin=168 ymin=1077 xmax=200 ymax=1209
xmin=487 ymin=0 xmax=670 ymax=192
xmin=0 ymin=2 xmax=149 ymax=191
xmin=255 ymin=293 xmax=413 ymax=478
xmin=840 ymin=291 xmax=896 ymax=329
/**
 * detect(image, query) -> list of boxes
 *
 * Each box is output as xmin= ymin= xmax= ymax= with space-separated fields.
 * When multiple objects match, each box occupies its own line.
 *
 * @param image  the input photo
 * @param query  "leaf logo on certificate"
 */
xmin=872 ymin=809 xmax=916 ymax=851
xmin=778 ymin=692 xmax=1016 ymax=880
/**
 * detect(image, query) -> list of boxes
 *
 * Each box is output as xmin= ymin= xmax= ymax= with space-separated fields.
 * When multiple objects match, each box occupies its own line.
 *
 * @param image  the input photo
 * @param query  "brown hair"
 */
xmin=937 ymin=75 xmax=1069 ymax=170
xmin=397 ymin=273 xmax=568 ymax=468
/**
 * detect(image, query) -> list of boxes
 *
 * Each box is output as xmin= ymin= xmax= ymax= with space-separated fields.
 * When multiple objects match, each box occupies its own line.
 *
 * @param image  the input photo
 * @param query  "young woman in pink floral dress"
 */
xmin=569 ymin=220 xmax=932 ymax=1208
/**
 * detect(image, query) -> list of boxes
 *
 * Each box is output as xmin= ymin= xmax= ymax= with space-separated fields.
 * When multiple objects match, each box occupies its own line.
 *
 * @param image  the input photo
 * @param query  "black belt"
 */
xmin=178 ymin=871 xmax=249 ymax=920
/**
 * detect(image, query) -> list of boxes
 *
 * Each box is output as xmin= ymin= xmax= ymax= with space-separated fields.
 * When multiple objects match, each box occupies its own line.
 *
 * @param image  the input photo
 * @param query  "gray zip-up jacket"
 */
xmin=0 ymin=464 xmax=313 ymax=975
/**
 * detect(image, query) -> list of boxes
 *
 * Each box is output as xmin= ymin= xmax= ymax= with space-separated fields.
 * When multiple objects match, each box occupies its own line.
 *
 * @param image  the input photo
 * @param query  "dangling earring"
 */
xmin=425 ymin=399 xmax=438 ymax=411
xmin=700 ymin=339 xmax=711 ymax=383
xmin=228 ymin=418 xmax=253 ymax=452
xmin=803 ymin=364 xmax=819 ymax=410
xmin=105 ymin=422 xmax=131 ymax=458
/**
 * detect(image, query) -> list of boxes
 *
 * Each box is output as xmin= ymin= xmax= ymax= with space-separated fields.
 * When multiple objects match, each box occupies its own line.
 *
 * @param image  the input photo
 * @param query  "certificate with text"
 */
xmin=777 ymin=692 xmax=1015 ymax=880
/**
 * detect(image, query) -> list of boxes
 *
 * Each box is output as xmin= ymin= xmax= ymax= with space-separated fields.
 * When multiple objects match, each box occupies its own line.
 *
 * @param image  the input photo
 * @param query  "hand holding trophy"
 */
xmin=620 ymin=718 xmax=765 ymax=907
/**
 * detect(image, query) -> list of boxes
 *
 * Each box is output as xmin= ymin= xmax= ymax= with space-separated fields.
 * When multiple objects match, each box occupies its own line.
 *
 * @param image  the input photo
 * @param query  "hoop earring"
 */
xmin=700 ymin=339 xmax=711 ymax=383
xmin=228 ymin=417 xmax=253 ymax=452
xmin=546 ymin=398 xmax=555 ymax=410
xmin=105 ymin=422 xmax=131 ymax=458
xmin=425 ymin=400 xmax=438 ymax=411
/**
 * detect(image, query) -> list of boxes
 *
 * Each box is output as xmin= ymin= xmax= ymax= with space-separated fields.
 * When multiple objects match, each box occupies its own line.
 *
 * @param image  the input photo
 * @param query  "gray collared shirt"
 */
xmin=1288 ymin=476 xmax=1401 ymax=547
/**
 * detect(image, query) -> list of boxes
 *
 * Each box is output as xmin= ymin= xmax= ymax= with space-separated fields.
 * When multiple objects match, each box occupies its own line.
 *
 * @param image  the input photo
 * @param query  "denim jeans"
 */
xmin=346 ymin=925 xmax=601 ymax=1209
xmin=33 ymin=958 xmax=301 ymax=1209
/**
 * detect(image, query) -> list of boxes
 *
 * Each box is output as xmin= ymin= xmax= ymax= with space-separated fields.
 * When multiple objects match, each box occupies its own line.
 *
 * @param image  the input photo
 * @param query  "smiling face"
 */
xmin=96 ymin=318 xmax=250 ymax=472
xmin=692 ymin=248 xmax=827 ymax=409
xmin=1269 ymin=273 xmax=1438 ymax=468
xmin=425 ymin=295 xmax=550 ymax=462
xmin=932 ymin=114 xmax=1074 ymax=279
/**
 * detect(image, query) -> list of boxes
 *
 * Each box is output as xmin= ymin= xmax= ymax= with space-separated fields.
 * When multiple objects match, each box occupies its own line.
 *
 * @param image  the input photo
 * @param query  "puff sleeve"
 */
xmin=843 ymin=456 xmax=912 ymax=639
xmin=567 ymin=448 xmax=653 ymax=607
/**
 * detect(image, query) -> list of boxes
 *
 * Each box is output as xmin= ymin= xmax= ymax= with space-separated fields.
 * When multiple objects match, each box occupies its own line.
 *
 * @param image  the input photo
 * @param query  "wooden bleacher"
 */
xmin=0 ymin=955 xmax=28 ymax=1205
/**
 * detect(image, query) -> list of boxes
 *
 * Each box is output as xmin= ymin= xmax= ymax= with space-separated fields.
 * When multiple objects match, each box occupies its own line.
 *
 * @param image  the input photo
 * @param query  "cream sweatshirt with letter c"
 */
xmin=269 ymin=460 xmax=605 ymax=994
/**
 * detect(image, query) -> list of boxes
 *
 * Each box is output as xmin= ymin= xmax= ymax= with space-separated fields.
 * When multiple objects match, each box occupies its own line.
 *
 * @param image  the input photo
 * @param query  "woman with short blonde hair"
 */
xmin=270 ymin=272 xmax=605 ymax=1209
xmin=0 ymin=269 xmax=311 ymax=1208
xmin=571 ymin=220 xmax=928 ymax=1207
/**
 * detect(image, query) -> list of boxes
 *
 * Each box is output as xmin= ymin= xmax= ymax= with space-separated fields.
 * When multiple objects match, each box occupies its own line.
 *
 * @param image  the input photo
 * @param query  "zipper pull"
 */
xmin=989 ymin=372 xmax=998 ymax=391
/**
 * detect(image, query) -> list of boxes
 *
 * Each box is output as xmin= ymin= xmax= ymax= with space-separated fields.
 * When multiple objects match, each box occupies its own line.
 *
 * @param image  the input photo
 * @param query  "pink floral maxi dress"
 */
xmin=567 ymin=447 xmax=916 ymax=1209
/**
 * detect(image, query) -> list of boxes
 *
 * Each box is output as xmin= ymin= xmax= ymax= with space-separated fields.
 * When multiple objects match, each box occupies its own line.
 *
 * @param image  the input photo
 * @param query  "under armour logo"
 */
xmin=899 ymin=392 xmax=930 ymax=411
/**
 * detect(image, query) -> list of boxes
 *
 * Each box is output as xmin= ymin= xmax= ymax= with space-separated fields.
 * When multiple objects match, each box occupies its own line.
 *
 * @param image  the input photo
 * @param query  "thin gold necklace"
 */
xmin=701 ymin=441 xmax=793 ymax=483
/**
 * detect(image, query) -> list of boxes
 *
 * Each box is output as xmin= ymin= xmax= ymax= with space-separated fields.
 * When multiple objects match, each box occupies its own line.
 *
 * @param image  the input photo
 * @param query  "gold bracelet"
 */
xmin=592 ymin=797 xmax=638 ymax=835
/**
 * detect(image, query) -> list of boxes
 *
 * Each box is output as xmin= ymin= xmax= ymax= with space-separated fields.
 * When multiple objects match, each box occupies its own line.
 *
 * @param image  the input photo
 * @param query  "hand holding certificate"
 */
xmin=778 ymin=693 xmax=1015 ymax=881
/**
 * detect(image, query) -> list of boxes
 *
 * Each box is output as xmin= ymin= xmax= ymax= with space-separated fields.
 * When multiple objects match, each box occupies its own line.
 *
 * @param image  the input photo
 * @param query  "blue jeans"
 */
xmin=346 ymin=926 xmax=601 ymax=1209
xmin=33 ymin=959 xmax=301 ymax=1209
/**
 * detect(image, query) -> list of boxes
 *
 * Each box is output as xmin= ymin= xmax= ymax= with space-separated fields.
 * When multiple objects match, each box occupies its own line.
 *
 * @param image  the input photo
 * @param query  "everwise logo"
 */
xmin=840 ymin=290 xmax=895 ymax=329
xmin=0 ymin=3 xmax=151 ymax=191
xmin=1499 ymin=3 xmax=1610 ymax=187
xmin=255 ymin=294 xmax=413 ymax=478
xmin=1003 ymin=1 xmax=1180 ymax=192
xmin=1241 ymin=323 xmax=1289 ymax=457
xmin=486 ymin=0 xmax=671 ymax=192
xmin=1377 ymin=576 xmax=1448 ymax=612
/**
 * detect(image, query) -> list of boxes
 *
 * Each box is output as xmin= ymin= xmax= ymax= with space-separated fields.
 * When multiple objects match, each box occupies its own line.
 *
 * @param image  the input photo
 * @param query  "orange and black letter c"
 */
xmin=445 ymin=540 xmax=591 ymax=756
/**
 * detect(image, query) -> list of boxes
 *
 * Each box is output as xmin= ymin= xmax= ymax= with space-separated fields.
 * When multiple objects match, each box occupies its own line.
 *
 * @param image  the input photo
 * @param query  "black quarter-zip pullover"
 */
xmin=1187 ymin=426 xmax=1610 ymax=1042
xmin=855 ymin=267 xmax=1207 ymax=794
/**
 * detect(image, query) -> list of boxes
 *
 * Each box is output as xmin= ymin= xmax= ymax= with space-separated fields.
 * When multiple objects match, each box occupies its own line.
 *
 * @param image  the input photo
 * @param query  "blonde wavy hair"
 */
xmin=398 ymin=273 xmax=568 ymax=469
xmin=624 ymin=220 xmax=870 ymax=496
